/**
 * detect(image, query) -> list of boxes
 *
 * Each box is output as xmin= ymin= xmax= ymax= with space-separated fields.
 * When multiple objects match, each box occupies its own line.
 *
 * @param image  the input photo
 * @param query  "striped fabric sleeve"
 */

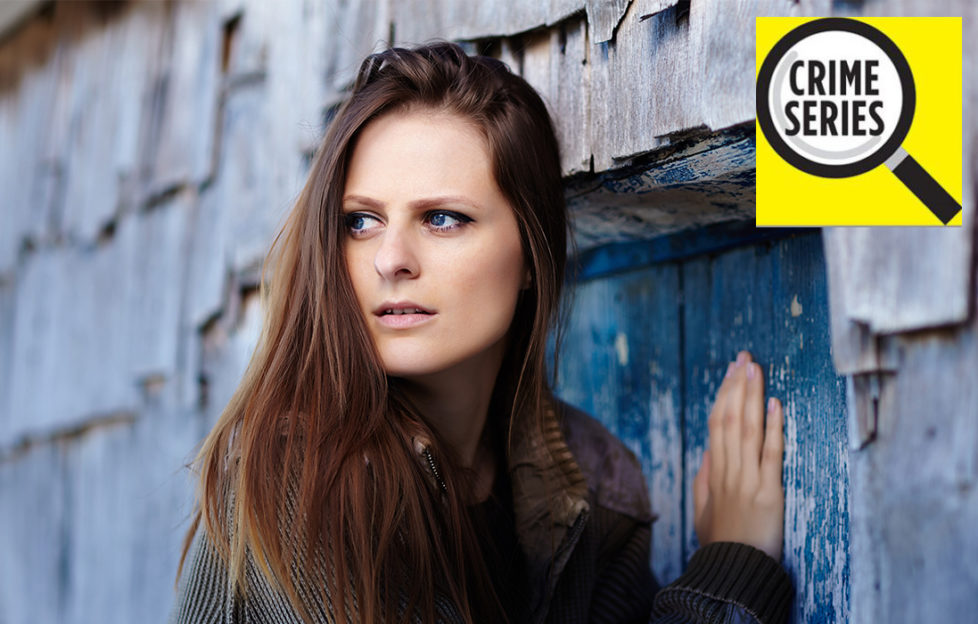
xmin=588 ymin=519 xmax=657 ymax=624
xmin=169 ymin=529 xmax=234 ymax=624
xmin=651 ymin=542 xmax=794 ymax=624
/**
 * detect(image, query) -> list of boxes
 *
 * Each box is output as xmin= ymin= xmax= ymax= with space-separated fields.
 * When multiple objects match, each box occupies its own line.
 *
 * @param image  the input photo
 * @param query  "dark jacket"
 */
xmin=170 ymin=401 xmax=792 ymax=623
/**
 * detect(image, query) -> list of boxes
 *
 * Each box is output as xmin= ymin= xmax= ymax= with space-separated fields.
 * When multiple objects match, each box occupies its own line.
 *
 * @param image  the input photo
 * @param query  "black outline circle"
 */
xmin=756 ymin=18 xmax=916 ymax=178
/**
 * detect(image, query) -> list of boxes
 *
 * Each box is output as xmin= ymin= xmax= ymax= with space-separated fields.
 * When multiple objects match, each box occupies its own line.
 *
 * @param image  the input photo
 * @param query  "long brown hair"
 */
xmin=178 ymin=41 xmax=567 ymax=623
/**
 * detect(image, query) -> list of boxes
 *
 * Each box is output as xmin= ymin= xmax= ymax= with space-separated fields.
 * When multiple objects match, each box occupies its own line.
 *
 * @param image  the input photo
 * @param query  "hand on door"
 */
xmin=693 ymin=350 xmax=786 ymax=561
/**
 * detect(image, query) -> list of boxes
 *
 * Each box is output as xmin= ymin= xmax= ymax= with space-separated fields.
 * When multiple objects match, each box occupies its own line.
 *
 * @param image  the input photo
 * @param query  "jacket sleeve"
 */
xmin=169 ymin=528 xmax=236 ymax=624
xmin=651 ymin=541 xmax=794 ymax=624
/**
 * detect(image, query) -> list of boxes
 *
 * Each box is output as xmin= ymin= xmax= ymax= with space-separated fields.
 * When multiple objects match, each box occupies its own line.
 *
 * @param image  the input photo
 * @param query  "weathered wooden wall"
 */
xmin=0 ymin=0 xmax=975 ymax=623
xmin=556 ymin=226 xmax=850 ymax=622
xmin=824 ymin=1 xmax=978 ymax=622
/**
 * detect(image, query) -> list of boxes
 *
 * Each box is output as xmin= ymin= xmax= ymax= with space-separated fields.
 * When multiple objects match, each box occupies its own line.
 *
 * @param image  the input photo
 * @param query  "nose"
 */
xmin=373 ymin=225 xmax=419 ymax=280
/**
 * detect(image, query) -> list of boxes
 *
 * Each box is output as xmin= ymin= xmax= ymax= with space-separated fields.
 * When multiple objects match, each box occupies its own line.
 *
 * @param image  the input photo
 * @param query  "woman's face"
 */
xmin=342 ymin=108 xmax=529 ymax=382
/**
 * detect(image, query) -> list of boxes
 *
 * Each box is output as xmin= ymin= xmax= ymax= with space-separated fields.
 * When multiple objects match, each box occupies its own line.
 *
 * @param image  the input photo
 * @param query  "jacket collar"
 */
xmin=506 ymin=400 xmax=591 ymax=623
xmin=413 ymin=400 xmax=591 ymax=623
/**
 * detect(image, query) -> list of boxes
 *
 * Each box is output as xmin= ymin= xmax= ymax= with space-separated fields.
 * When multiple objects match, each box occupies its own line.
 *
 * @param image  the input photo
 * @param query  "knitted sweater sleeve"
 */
xmin=586 ymin=509 xmax=793 ymax=624
xmin=650 ymin=541 xmax=794 ymax=624
xmin=169 ymin=528 xmax=236 ymax=624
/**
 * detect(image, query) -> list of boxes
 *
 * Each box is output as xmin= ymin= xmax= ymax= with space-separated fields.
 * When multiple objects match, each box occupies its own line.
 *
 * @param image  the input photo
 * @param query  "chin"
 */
xmin=377 ymin=350 xmax=480 ymax=380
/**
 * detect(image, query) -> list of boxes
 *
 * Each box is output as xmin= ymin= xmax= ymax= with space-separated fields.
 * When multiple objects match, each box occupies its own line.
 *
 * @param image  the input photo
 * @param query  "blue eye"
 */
xmin=344 ymin=212 xmax=382 ymax=236
xmin=426 ymin=210 xmax=472 ymax=231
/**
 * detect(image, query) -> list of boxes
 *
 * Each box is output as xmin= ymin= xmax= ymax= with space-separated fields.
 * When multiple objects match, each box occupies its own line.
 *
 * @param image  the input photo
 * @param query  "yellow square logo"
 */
xmin=756 ymin=17 xmax=962 ymax=226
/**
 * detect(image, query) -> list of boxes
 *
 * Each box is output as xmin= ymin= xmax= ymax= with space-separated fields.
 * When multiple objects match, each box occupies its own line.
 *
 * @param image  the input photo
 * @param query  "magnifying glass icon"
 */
xmin=756 ymin=18 xmax=961 ymax=225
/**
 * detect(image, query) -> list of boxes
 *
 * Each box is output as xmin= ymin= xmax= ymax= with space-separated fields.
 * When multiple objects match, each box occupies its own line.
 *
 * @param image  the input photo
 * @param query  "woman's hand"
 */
xmin=693 ymin=350 xmax=785 ymax=561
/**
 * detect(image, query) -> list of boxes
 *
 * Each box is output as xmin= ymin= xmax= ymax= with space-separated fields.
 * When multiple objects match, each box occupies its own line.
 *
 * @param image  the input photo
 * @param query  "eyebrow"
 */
xmin=341 ymin=194 xmax=482 ymax=211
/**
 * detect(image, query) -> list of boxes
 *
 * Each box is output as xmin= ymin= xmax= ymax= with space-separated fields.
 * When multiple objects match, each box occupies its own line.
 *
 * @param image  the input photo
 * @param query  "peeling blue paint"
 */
xmin=555 ymin=229 xmax=849 ymax=623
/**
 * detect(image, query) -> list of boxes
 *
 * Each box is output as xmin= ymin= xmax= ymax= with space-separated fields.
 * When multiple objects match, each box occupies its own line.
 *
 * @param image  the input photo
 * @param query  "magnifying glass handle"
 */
xmin=884 ymin=147 xmax=962 ymax=225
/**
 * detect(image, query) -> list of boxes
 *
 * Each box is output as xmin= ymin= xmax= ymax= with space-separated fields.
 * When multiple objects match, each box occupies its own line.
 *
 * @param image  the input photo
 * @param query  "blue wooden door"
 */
xmin=555 ymin=225 xmax=849 ymax=622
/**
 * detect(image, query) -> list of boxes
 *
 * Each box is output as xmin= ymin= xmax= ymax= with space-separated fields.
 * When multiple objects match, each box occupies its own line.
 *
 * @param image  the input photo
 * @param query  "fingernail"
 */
xmin=736 ymin=352 xmax=747 ymax=366
xmin=726 ymin=362 xmax=735 ymax=377
xmin=747 ymin=363 xmax=756 ymax=379
xmin=768 ymin=397 xmax=776 ymax=413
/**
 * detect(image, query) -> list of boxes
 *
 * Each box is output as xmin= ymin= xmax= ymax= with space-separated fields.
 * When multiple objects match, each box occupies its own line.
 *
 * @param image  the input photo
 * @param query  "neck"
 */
xmin=398 ymin=362 xmax=499 ymax=467
xmin=395 ymin=338 xmax=508 ymax=501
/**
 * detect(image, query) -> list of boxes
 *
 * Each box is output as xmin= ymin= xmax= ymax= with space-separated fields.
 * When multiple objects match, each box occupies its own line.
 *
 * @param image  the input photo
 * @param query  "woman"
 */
xmin=171 ymin=42 xmax=792 ymax=623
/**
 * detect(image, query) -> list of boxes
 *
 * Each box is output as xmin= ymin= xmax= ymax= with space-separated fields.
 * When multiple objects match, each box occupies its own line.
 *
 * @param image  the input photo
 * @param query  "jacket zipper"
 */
xmin=421 ymin=446 xmax=448 ymax=493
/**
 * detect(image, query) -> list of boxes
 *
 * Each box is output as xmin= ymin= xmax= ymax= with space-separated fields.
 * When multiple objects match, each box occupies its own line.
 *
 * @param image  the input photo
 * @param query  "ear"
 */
xmin=521 ymin=267 xmax=533 ymax=290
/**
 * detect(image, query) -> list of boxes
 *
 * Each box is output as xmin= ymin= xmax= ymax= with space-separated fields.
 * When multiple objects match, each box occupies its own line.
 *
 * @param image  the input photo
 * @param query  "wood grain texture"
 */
xmin=215 ymin=83 xmax=303 ymax=274
xmin=60 ymin=406 xmax=198 ymax=624
xmin=145 ymin=0 xmax=222 ymax=197
xmin=551 ymin=18 xmax=591 ymax=174
xmin=831 ymin=4 xmax=978 ymax=618
xmin=559 ymin=229 xmax=850 ymax=622
xmin=566 ymin=128 xmax=756 ymax=250
xmin=692 ymin=0 xmax=833 ymax=131
xmin=557 ymin=264 xmax=685 ymax=584
xmin=820 ymin=1 xmax=975 ymax=337
xmin=822 ymin=229 xmax=882 ymax=376
xmin=125 ymin=193 xmax=193 ymax=383
xmin=330 ymin=0 xmax=391 ymax=92
xmin=0 ymin=441 xmax=67 ymax=624
xmin=393 ymin=0 xmax=585 ymax=44
xmin=54 ymin=1 xmax=156 ymax=243
xmin=0 ymin=12 xmax=64 ymax=274
xmin=848 ymin=323 xmax=978 ymax=624
xmin=586 ymin=0 xmax=633 ymax=43
xmin=822 ymin=225 xmax=972 ymax=335
xmin=681 ymin=231 xmax=849 ymax=623
xmin=587 ymin=1 xmax=686 ymax=171
xmin=3 ymin=192 xmax=191 ymax=447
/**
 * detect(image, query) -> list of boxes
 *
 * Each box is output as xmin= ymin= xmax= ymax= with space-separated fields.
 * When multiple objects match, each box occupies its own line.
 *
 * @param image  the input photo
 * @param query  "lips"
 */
xmin=373 ymin=302 xmax=436 ymax=329
xmin=373 ymin=302 xmax=435 ymax=316
xmin=380 ymin=307 xmax=429 ymax=315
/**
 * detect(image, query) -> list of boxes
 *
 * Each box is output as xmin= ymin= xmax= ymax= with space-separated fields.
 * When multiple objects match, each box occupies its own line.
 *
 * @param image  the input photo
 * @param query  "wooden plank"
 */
xmin=556 ymin=264 xmax=685 ymax=584
xmin=394 ymin=0 xmax=584 ymax=44
xmin=682 ymin=231 xmax=849 ymax=623
xmin=330 ymin=0 xmax=391 ymax=92
xmin=2 ymin=192 xmax=192 ymax=447
xmin=124 ymin=192 xmax=193 ymax=384
xmin=820 ymin=2 xmax=975 ymax=336
xmin=822 ymin=229 xmax=881 ymax=376
xmin=0 ymin=83 xmax=24 ymax=274
xmin=0 ymin=280 xmax=12 ymax=430
xmin=769 ymin=233 xmax=851 ymax=623
xmin=822 ymin=226 xmax=972 ymax=335
xmin=548 ymin=0 xmax=586 ymax=25
xmin=215 ymin=85 xmax=302 ymax=274
xmin=220 ymin=0 xmax=331 ymax=154
xmin=390 ymin=0 xmax=444 ymax=47
xmin=147 ymin=0 xmax=222 ymax=196
xmin=61 ymin=403 xmax=199 ymax=623
xmin=0 ymin=441 xmax=67 ymax=624
xmin=849 ymin=323 xmax=978 ymax=624
xmin=585 ymin=0 xmax=633 ymax=44
xmin=3 ymin=205 xmax=194 ymax=445
xmin=0 ymin=11 xmax=65 ymax=274
xmin=6 ymin=248 xmax=69 ymax=443
xmin=200 ymin=286 xmax=265 ymax=430
xmin=448 ymin=0 xmax=548 ymax=40
xmin=549 ymin=17 xmax=590 ymax=174
xmin=184 ymin=185 xmax=229 ymax=331
xmin=571 ymin=221 xmax=816 ymax=280
xmin=588 ymin=0 xmax=693 ymax=171
xmin=57 ymin=5 xmax=131 ymax=243
xmin=566 ymin=130 xmax=756 ymax=250
xmin=831 ymin=3 xmax=978 ymax=619
xmin=691 ymin=0 xmax=833 ymax=131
